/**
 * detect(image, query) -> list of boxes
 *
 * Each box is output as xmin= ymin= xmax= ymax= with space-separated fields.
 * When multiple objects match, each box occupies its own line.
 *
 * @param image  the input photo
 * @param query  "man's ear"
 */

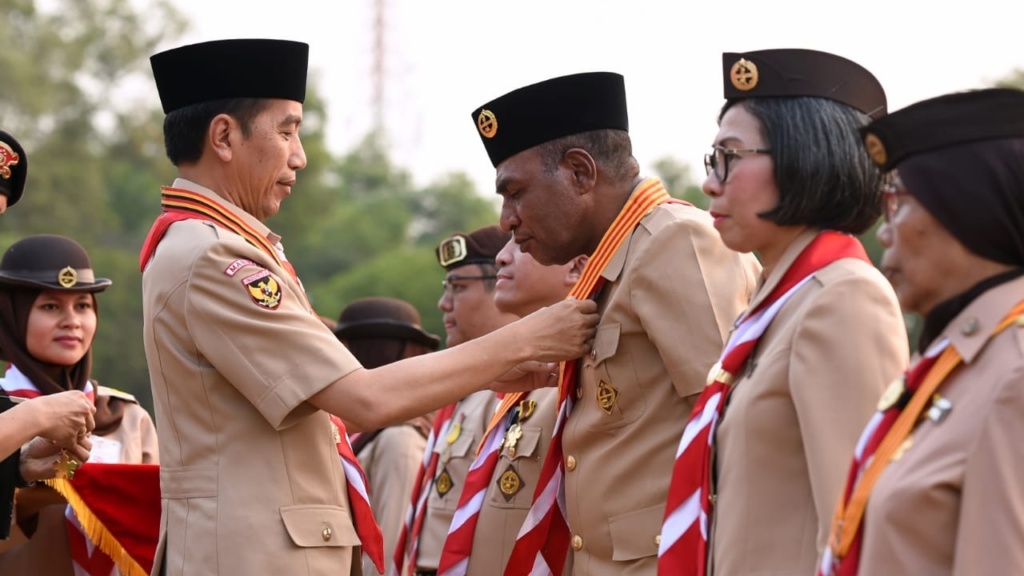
xmin=562 ymin=148 xmax=597 ymax=193
xmin=208 ymin=113 xmax=237 ymax=162
xmin=565 ymin=254 xmax=589 ymax=286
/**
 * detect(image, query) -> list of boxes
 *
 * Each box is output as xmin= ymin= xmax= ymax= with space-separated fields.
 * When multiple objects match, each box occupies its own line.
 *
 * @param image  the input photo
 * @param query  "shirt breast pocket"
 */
xmin=489 ymin=424 xmax=543 ymax=510
xmin=430 ymin=427 xmax=476 ymax=509
xmin=583 ymin=322 xmax=643 ymax=431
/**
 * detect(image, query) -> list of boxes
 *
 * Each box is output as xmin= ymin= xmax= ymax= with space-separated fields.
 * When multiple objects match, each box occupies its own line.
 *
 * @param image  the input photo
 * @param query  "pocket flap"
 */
xmin=591 ymin=323 xmax=621 ymax=365
xmin=433 ymin=425 xmax=475 ymax=459
xmin=609 ymin=503 xmax=662 ymax=561
xmin=280 ymin=505 xmax=361 ymax=548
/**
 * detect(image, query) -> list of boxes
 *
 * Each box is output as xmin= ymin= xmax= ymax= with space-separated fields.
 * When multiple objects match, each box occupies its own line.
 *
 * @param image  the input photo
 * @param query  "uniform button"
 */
xmin=590 ymin=348 xmax=597 ymax=359
xmin=321 ymin=526 xmax=333 ymax=541
xmin=576 ymin=386 xmax=584 ymax=400
xmin=655 ymin=534 xmax=662 ymax=546
xmin=571 ymin=535 xmax=583 ymax=550
xmin=566 ymin=455 xmax=577 ymax=471
xmin=961 ymin=317 xmax=980 ymax=336
xmin=1016 ymin=315 xmax=1024 ymax=327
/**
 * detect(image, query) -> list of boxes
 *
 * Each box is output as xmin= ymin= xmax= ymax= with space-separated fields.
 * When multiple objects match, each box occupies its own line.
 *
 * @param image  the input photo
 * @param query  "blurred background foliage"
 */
xmin=2 ymin=0 xmax=1018 ymax=410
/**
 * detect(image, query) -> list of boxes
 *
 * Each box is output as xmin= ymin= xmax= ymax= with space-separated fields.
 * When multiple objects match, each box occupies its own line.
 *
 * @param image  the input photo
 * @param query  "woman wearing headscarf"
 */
xmin=821 ymin=87 xmax=1024 ymax=576
xmin=659 ymin=49 xmax=909 ymax=576
xmin=0 ymin=234 xmax=158 ymax=575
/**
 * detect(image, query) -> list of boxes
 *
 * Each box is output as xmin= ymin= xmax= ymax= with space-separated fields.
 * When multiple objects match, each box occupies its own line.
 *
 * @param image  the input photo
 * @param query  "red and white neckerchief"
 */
xmin=330 ymin=415 xmax=385 ymax=574
xmin=1 ymin=366 xmax=115 ymax=575
xmin=658 ymin=231 xmax=869 ymax=576
xmin=819 ymin=299 xmax=1024 ymax=576
xmin=435 ymin=395 xmax=522 ymax=576
xmin=503 ymin=179 xmax=680 ymax=576
xmin=391 ymin=403 xmax=458 ymax=576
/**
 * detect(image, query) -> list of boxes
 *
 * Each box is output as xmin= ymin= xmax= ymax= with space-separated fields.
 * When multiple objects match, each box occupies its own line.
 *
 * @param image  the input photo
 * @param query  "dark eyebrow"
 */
xmin=496 ymin=177 xmax=511 ymax=196
xmin=279 ymin=114 xmax=302 ymax=129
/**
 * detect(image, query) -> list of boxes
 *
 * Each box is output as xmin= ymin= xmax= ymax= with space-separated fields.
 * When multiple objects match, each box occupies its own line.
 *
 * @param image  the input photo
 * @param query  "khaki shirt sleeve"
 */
xmin=788 ymin=267 xmax=909 ymax=555
xmin=953 ymin=364 xmax=1024 ymax=574
xmin=184 ymin=236 xmax=360 ymax=429
xmin=631 ymin=210 xmax=757 ymax=399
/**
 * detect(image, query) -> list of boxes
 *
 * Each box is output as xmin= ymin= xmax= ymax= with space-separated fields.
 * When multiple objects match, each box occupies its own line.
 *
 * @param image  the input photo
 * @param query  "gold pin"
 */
xmin=518 ymin=399 xmax=537 ymax=422
xmin=891 ymin=436 xmax=914 ymax=462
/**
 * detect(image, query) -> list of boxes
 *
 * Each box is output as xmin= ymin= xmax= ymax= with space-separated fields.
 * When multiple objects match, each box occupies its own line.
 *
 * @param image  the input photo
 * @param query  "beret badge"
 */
xmin=730 ymin=58 xmax=759 ymax=92
xmin=477 ymin=109 xmax=498 ymax=139
xmin=0 ymin=142 xmax=20 ymax=180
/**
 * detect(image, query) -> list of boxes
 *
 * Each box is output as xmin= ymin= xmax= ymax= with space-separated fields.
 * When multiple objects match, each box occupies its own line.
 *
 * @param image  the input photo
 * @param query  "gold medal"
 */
xmin=53 ymin=451 xmax=80 ymax=480
xmin=877 ymin=377 xmax=905 ymax=411
xmin=504 ymin=423 xmax=524 ymax=457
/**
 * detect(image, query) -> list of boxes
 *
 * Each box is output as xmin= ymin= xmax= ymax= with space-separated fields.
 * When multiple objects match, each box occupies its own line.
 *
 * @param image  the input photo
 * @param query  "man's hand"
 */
xmin=491 ymin=361 xmax=560 ymax=394
xmin=517 ymin=298 xmax=598 ymax=363
xmin=19 ymin=435 xmax=92 ymax=483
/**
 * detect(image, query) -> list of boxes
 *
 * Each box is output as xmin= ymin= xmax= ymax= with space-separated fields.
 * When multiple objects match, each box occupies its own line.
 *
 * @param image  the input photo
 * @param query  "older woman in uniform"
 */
xmin=0 ymin=234 xmax=158 ymax=575
xmin=821 ymin=88 xmax=1024 ymax=576
xmin=659 ymin=49 xmax=909 ymax=576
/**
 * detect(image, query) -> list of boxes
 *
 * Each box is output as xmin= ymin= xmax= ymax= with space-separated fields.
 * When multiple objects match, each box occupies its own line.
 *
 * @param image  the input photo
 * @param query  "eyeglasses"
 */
xmin=704 ymin=145 xmax=771 ymax=182
xmin=882 ymin=188 xmax=911 ymax=223
xmin=440 ymin=274 xmax=498 ymax=294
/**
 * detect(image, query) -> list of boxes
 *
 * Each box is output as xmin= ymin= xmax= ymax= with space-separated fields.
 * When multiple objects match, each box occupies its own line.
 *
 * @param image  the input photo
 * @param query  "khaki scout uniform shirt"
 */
xmin=563 ymin=197 xmax=761 ymax=575
xmin=415 ymin=390 xmax=498 ymax=571
xmin=709 ymin=230 xmax=908 ymax=575
xmin=859 ymin=275 xmax=1024 ymax=575
xmin=142 ymin=179 xmax=364 ymax=576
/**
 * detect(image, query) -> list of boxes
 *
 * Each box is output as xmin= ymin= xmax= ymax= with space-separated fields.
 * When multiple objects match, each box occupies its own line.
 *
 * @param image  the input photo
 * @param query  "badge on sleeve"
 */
xmin=242 ymin=269 xmax=282 ymax=310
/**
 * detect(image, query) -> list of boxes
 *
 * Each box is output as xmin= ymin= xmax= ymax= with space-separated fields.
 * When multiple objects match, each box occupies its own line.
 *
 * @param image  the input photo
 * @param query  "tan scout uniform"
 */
xmin=415 ymin=389 xmax=498 ymax=571
xmin=358 ymin=423 xmax=427 ymax=576
xmin=709 ymin=230 xmax=908 ymax=575
xmin=858 ymin=276 xmax=1024 ymax=575
xmin=466 ymin=387 xmax=571 ymax=575
xmin=142 ymin=179 xmax=364 ymax=576
xmin=563 ymin=199 xmax=760 ymax=575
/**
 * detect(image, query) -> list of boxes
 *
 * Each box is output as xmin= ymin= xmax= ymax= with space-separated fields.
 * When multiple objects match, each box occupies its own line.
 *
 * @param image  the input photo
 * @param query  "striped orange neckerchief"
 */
xmin=479 ymin=178 xmax=678 ymax=452
xmin=827 ymin=299 xmax=1024 ymax=563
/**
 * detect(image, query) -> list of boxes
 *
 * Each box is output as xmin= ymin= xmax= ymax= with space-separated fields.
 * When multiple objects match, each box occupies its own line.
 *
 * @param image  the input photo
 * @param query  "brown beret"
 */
xmin=436 ymin=225 xmax=509 ymax=271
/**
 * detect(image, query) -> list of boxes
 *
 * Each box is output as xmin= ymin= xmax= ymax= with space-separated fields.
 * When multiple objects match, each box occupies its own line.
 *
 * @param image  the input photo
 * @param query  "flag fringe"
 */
xmin=42 ymin=478 xmax=149 ymax=576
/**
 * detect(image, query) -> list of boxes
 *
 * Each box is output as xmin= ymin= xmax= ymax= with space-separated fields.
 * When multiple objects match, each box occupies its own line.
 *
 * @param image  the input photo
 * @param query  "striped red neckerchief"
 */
xmin=819 ymin=299 xmax=1024 ymax=576
xmin=503 ymin=178 xmax=681 ymax=576
xmin=658 ymin=231 xmax=869 ymax=576
xmin=391 ymin=403 xmax=458 ymax=576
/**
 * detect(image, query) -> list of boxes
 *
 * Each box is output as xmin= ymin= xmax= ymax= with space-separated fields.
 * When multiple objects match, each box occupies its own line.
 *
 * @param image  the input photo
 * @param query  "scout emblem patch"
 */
xmin=730 ymin=58 xmax=759 ymax=92
xmin=477 ymin=109 xmax=498 ymax=138
xmin=497 ymin=464 xmax=524 ymax=502
xmin=0 ymin=141 xmax=19 ymax=180
xmin=436 ymin=467 xmax=455 ymax=497
xmin=242 ymin=269 xmax=282 ymax=310
xmin=597 ymin=380 xmax=619 ymax=414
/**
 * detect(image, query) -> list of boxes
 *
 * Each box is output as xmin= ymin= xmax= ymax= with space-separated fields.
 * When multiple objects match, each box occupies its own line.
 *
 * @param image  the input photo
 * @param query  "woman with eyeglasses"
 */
xmin=819 ymin=88 xmax=1024 ymax=576
xmin=658 ymin=49 xmax=909 ymax=576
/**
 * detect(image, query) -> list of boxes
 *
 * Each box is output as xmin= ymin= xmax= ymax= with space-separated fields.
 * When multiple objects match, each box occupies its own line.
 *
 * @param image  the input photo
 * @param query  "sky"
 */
xmin=164 ymin=0 xmax=1024 ymax=198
